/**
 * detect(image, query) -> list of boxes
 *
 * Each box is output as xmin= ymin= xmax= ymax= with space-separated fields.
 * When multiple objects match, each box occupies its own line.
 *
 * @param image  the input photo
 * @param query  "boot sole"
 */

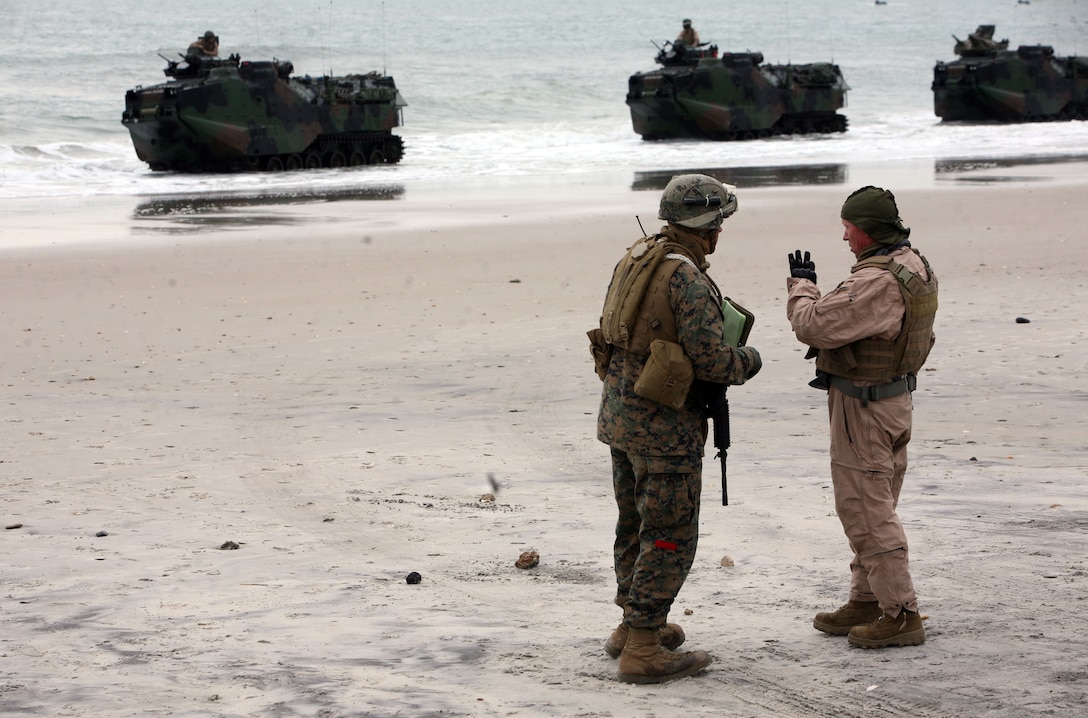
xmin=617 ymin=655 xmax=712 ymax=684
xmin=812 ymin=619 xmax=856 ymax=636
xmin=605 ymin=634 xmax=685 ymax=659
xmin=848 ymin=628 xmax=926 ymax=649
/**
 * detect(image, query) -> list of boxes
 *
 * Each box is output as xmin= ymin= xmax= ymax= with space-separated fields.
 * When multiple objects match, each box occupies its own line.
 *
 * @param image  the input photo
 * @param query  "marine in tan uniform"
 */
xmin=785 ymin=186 xmax=937 ymax=649
xmin=591 ymin=174 xmax=762 ymax=682
xmin=676 ymin=19 xmax=700 ymax=47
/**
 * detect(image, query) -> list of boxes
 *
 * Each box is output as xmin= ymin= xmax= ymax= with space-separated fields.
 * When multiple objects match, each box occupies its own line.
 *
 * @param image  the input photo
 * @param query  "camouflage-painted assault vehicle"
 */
xmin=626 ymin=41 xmax=849 ymax=140
xmin=933 ymin=25 xmax=1088 ymax=122
xmin=122 ymin=53 xmax=407 ymax=172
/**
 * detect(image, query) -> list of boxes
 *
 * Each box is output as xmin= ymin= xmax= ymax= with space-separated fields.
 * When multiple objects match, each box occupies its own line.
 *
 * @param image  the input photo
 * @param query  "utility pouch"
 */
xmin=634 ymin=339 xmax=694 ymax=410
xmin=808 ymin=370 xmax=832 ymax=391
xmin=587 ymin=327 xmax=614 ymax=381
xmin=600 ymin=235 xmax=677 ymax=348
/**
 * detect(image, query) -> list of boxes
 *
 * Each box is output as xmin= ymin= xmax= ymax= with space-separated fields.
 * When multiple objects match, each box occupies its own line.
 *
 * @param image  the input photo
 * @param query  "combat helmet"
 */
xmin=659 ymin=174 xmax=738 ymax=230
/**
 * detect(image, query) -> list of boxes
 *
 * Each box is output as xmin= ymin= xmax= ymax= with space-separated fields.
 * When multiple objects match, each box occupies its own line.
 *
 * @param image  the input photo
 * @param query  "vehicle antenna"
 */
xmin=382 ymin=0 xmax=388 ymax=75
xmin=1068 ymin=0 xmax=1078 ymax=55
xmin=786 ymin=0 xmax=793 ymax=64
xmin=254 ymin=10 xmax=260 ymax=50
xmin=825 ymin=0 xmax=836 ymax=63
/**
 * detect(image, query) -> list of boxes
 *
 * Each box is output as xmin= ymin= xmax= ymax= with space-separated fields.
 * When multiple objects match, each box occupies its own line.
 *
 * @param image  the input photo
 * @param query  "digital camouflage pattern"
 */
xmin=933 ymin=26 xmax=1088 ymax=122
xmin=122 ymin=54 xmax=407 ymax=172
xmin=626 ymin=42 xmax=849 ymax=141
xmin=658 ymin=173 xmax=737 ymax=230
xmin=610 ymin=448 xmax=701 ymax=628
xmin=596 ymin=226 xmax=755 ymax=459
xmin=599 ymin=224 xmax=756 ymax=629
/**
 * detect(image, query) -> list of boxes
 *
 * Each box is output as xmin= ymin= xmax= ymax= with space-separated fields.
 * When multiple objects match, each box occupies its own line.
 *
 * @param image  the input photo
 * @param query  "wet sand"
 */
xmin=2 ymin=159 xmax=1087 ymax=717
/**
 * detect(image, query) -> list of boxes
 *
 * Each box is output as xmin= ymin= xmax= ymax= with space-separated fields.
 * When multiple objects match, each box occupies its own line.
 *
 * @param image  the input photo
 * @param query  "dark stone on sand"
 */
xmin=95 ymin=530 xmax=109 ymax=537
xmin=406 ymin=571 xmax=422 ymax=585
xmin=515 ymin=550 xmax=540 ymax=569
xmin=1016 ymin=317 xmax=1031 ymax=323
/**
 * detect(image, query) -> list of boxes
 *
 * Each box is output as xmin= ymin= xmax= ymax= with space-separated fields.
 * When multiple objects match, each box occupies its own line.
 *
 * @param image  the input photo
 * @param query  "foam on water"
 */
xmin=1 ymin=0 xmax=1086 ymax=201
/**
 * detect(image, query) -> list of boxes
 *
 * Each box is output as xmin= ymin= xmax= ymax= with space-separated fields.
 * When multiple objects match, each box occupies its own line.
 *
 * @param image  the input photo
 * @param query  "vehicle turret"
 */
xmin=933 ymin=26 xmax=1088 ymax=122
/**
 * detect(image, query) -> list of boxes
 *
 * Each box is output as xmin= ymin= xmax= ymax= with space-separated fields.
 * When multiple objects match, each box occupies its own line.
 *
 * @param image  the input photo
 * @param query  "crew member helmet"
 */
xmin=658 ymin=174 xmax=738 ymax=230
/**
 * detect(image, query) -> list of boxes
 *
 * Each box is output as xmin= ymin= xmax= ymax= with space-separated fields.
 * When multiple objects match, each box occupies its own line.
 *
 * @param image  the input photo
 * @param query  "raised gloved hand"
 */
xmin=736 ymin=346 xmax=762 ymax=380
xmin=788 ymin=249 xmax=817 ymax=282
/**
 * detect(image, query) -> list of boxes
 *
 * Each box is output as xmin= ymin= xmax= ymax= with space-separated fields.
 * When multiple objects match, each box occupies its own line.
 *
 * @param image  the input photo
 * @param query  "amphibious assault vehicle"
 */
xmin=626 ymin=41 xmax=849 ymax=140
xmin=933 ymin=25 xmax=1088 ymax=122
xmin=122 ymin=53 xmax=407 ymax=172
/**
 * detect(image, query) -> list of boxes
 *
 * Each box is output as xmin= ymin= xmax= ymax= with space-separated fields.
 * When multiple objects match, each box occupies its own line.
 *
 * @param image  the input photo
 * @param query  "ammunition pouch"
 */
xmin=633 ymin=339 xmax=694 ymax=410
xmin=587 ymin=327 xmax=614 ymax=381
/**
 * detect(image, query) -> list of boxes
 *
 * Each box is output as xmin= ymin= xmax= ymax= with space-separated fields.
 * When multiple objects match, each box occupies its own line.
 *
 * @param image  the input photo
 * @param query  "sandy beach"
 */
xmin=2 ymin=161 xmax=1087 ymax=717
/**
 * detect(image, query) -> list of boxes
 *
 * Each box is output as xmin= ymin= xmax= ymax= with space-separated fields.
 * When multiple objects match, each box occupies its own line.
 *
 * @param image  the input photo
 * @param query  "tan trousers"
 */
xmin=828 ymin=386 xmax=918 ymax=617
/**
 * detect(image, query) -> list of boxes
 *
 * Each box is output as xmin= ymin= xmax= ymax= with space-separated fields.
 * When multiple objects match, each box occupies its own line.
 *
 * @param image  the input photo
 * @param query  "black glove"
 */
xmin=788 ymin=250 xmax=817 ymax=282
xmin=736 ymin=346 xmax=762 ymax=380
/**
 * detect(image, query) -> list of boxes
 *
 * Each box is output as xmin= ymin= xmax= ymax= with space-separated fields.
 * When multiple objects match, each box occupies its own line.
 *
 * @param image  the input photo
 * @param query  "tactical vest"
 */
xmin=600 ymin=234 xmax=693 ymax=353
xmin=816 ymin=249 xmax=938 ymax=382
xmin=625 ymin=255 xmax=688 ymax=353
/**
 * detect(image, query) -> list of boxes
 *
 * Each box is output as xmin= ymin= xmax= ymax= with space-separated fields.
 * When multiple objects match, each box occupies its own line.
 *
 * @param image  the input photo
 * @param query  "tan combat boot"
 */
xmin=604 ymin=622 xmax=685 ymax=658
xmin=617 ymin=627 xmax=712 ymax=684
xmin=813 ymin=600 xmax=883 ymax=635
xmin=848 ymin=610 xmax=925 ymax=648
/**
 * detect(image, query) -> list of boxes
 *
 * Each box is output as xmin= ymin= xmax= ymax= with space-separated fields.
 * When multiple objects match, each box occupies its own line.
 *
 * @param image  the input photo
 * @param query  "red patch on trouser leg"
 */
xmin=654 ymin=540 xmax=678 ymax=551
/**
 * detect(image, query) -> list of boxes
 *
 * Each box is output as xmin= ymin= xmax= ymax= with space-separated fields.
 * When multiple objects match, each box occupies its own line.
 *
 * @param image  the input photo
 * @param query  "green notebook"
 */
xmin=722 ymin=297 xmax=755 ymax=348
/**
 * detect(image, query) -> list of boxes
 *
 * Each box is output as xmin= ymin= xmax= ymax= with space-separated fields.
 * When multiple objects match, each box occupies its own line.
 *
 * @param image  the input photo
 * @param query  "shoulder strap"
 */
xmin=600 ymin=236 xmax=688 ymax=347
xmin=852 ymin=251 xmax=932 ymax=293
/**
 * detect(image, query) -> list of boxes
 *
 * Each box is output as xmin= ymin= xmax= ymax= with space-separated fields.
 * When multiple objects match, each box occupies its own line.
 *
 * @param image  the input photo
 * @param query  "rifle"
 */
xmin=696 ymin=381 xmax=731 ymax=505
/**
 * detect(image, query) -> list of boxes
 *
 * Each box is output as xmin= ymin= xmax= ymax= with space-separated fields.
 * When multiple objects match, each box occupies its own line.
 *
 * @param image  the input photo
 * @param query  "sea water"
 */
xmin=0 ymin=0 xmax=1086 ymax=201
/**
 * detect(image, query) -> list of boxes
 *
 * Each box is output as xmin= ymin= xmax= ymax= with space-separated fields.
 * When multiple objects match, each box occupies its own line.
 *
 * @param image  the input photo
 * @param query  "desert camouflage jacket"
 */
xmin=597 ymin=225 xmax=754 ymax=460
xmin=786 ymin=243 xmax=937 ymax=386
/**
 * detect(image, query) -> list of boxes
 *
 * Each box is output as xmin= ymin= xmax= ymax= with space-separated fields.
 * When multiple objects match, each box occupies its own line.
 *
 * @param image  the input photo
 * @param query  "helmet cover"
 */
xmin=658 ymin=174 xmax=738 ymax=230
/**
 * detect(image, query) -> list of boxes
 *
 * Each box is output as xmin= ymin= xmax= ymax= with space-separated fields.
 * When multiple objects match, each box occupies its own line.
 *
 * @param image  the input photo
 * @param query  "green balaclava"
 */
xmin=840 ymin=186 xmax=910 ymax=245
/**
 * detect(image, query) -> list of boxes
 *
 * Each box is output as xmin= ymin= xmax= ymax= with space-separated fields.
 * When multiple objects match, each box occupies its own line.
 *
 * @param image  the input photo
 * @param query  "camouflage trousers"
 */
xmin=610 ymin=447 xmax=702 ymax=629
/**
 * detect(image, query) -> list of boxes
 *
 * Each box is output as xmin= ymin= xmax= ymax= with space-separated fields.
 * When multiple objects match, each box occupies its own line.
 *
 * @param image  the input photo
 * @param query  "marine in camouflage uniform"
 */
xmin=786 ymin=186 xmax=937 ymax=649
xmin=187 ymin=30 xmax=219 ymax=58
xmin=593 ymin=174 xmax=762 ymax=683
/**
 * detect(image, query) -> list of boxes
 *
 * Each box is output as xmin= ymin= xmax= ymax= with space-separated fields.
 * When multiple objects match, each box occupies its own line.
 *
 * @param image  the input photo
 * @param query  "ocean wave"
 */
xmin=2 ymin=114 xmax=1087 ymax=201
